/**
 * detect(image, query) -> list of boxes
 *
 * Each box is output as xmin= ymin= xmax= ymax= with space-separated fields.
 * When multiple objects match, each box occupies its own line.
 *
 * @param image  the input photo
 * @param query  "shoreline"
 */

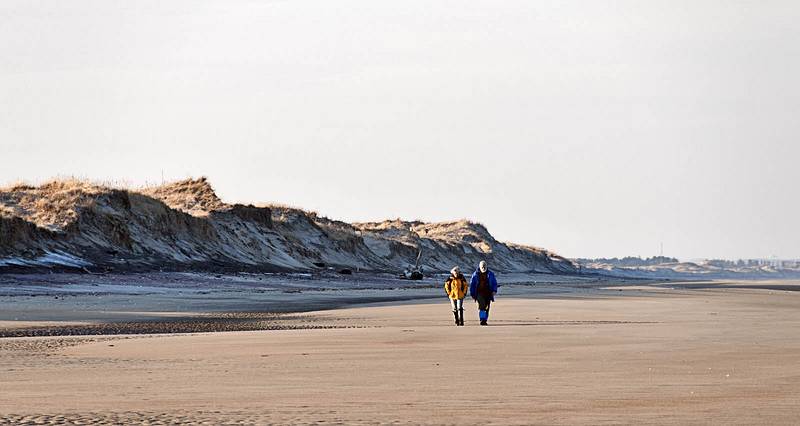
xmin=2 ymin=272 xmax=797 ymax=338
xmin=0 ymin=271 xmax=661 ymax=337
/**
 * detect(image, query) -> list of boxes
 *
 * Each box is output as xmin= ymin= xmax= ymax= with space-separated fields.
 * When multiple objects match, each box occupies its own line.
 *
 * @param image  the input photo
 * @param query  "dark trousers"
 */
xmin=476 ymin=294 xmax=492 ymax=312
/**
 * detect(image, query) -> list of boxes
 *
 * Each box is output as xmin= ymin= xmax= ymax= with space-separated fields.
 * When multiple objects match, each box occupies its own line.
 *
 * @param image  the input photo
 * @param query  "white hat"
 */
xmin=450 ymin=266 xmax=460 ymax=276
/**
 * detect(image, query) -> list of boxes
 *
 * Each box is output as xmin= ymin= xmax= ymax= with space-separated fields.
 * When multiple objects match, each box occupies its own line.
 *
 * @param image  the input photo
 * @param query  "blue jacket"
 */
xmin=470 ymin=269 xmax=498 ymax=301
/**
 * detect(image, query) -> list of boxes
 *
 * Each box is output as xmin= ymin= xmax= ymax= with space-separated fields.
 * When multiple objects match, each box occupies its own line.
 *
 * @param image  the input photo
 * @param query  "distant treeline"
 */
xmin=704 ymin=259 xmax=797 ymax=268
xmin=576 ymin=256 xmax=679 ymax=267
xmin=578 ymin=257 xmax=800 ymax=269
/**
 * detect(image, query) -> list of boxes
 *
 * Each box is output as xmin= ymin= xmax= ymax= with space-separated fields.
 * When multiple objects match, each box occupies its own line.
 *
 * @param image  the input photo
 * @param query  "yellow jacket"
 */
xmin=444 ymin=274 xmax=468 ymax=300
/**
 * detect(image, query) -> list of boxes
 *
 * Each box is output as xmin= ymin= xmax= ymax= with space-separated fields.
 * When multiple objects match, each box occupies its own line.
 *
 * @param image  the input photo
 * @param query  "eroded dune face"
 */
xmin=0 ymin=178 xmax=576 ymax=274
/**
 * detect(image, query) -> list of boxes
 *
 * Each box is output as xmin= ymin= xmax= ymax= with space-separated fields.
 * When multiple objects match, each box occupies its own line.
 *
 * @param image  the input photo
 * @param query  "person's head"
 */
xmin=479 ymin=261 xmax=488 ymax=273
xmin=450 ymin=266 xmax=460 ymax=277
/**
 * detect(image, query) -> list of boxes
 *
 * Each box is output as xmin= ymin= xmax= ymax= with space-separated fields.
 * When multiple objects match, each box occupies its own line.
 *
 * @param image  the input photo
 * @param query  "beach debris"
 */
xmin=399 ymin=249 xmax=424 ymax=280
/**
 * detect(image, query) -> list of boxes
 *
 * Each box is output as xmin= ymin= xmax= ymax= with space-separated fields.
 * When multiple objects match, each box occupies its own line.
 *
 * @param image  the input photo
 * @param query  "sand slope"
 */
xmin=1 ymin=286 xmax=799 ymax=425
xmin=0 ymin=178 xmax=574 ymax=274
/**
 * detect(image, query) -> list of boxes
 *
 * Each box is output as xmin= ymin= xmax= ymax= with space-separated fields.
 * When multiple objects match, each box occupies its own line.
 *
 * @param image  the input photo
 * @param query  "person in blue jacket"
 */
xmin=470 ymin=260 xmax=498 ymax=326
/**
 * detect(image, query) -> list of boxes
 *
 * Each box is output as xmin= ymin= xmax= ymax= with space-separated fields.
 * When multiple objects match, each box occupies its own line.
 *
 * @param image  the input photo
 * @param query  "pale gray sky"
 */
xmin=1 ymin=0 xmax=798 ymax=260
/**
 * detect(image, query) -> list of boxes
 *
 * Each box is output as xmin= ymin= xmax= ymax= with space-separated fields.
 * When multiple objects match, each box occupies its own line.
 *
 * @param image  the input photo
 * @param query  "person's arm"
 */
xmin=444 ymin=278 xmax=451 ymax=296
xmin=490 ymin=272 xmax=498 ymax=294
xmin=469 ymin=273 xmax=478 ymax=299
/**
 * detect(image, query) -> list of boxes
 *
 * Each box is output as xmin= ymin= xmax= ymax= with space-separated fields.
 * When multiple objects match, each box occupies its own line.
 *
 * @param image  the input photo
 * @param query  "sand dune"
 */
xmin=0 ymin=178 xmax=575 ymax=274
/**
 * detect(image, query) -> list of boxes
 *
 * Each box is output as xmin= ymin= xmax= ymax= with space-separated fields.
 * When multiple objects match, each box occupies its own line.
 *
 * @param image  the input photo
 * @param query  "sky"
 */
xmin=1 ymin=0 xmax=798 ymax=260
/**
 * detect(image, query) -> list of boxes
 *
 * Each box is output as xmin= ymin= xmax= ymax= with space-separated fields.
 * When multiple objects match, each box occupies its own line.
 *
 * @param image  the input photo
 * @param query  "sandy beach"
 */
xmin=1 ymin=281 xmax=799 ymax=425
xmin=4 ymin=1 xmax=799 ymax=424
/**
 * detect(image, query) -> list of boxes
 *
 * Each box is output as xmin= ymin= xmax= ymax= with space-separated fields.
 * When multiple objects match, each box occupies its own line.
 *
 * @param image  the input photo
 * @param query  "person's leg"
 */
xmin=477 ymin=296 xmax=489 ymax=325
xmin=484 ymin=299 xmax=492 ymax=324
xmin=457 ymin=298 xmax=464 ymax=325
xmin=450 ymin=299 xmax=459 ymax=325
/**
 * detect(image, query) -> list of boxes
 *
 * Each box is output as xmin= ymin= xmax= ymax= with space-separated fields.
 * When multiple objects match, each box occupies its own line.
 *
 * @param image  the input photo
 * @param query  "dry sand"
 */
xmin=1 ymin=286 xmax=799 ymax=425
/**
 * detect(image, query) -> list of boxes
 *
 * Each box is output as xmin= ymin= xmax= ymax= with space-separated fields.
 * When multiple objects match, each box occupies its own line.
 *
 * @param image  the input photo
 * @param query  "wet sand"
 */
xmin=0 ymin=271 xmax=609 ymax=324
xmin=1 ymin=283 xmax=799 ymax=425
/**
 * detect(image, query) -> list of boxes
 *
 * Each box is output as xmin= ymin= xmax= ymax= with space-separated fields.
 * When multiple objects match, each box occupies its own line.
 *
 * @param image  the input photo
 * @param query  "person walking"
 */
xmin=470 ymin=260 xmax=498 ymax=326
xmin=444 ymin=266 xmax=468 ymax=326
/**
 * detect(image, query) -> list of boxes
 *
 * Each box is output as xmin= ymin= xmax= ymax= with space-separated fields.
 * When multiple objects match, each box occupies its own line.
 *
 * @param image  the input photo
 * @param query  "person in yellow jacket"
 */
xmin=444 ymin=266 xmax=468 ymax=326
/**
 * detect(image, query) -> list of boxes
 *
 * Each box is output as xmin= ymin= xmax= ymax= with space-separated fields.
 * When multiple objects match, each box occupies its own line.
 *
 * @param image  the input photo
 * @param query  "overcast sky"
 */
xmin=1 ymin=0 xmax=798 ymax=260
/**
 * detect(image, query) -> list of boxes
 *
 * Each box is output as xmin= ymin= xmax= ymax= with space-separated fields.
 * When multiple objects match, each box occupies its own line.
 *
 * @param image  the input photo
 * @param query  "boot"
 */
xmin=458 ymin=309 xmax=465 ymax=326
xmin=479 ymin=310 xmax=487 ymax=326
xmin=453 ymin=310 xmax=459 ymax=326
